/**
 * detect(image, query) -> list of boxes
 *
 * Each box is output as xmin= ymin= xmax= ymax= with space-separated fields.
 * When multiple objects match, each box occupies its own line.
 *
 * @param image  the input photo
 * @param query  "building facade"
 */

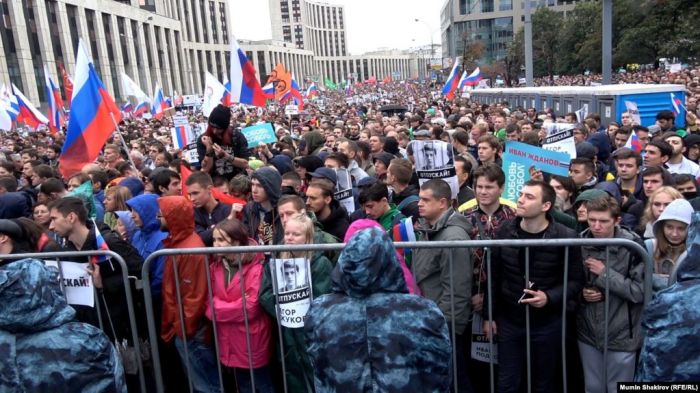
xmin=440 ymin=0 xmax=581 ymax=63
xmin=0 ymin=0 xmax=233 ymax=106
xmin=269 ymin=0 xmax=422 ymax=85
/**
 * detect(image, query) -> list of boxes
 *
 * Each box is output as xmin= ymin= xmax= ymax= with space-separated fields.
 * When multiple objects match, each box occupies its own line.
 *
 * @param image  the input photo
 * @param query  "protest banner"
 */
xmin=471 ymin=313 xmax=498 ymax=364
xmin=242 ymin=123 xmax=277 ymax=148
xmin=410 ymin=140 xmax=459 ymax=199
xmin=502 ymin=141 xmax=571 ymax=203
xmin=284 ymin=104 xmax=299 ymax=116
xmin=624 ymin=100 xmax=642 ymax=125
xmin=270 ymin=257 xmax=313 ymax=328
xmin=170 ymin=115 xmax=196 ymax=149
xmin=334 ymin=168 xmax=355 ymax=214
xmin=45 ymin=260 xmax=94 ymax=307
xmin=542 ymin=123 xmax=577 ymax=159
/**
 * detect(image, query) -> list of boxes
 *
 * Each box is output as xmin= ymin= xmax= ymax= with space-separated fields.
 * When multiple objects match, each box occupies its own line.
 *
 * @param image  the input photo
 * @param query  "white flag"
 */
xmin=201 ymin=72 xmax=227 ymax=117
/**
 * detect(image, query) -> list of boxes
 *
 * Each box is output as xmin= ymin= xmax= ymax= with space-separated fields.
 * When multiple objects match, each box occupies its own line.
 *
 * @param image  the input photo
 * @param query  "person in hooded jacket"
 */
xmin=636 ymin=211 xmax=700 ymax=382
xmin=594 ymin=181 xmax=644 ymax=229
xmin=127 ymin=194 xmax=168 ymax=299
xmin=301 ymin=131 xmax=325 ymax=156
xmin=645 ymin=198 xmax=693 ymax=291
xmin=243 ymin=167 xmax=285 ymax=246
xmin=259 ymin=213 xmax=332 ymax=393
xmin=114 ymin=210 xmax=138 ymax=242
xmin=157 ymin=195 xmax=220 ymax=393
xmin=305 ymin=227 xmax=452 ymax=393
xmin=0 ymin=259 xmax=127 ymax=392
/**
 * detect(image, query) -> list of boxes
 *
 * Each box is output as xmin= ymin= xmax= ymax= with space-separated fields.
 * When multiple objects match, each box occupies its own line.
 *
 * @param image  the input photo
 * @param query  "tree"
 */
xmin=461 ymin=38 xmax=486 ymax=71
xmin=505 ymin=28 xmax=525 ymax=86
xmin=531 ymin=7 xmax=564 ymax=80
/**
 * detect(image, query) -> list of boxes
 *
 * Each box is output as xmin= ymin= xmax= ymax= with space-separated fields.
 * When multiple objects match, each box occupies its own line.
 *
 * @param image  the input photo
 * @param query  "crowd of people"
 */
xmin=0 ymin=71 xmax=699 ymax=393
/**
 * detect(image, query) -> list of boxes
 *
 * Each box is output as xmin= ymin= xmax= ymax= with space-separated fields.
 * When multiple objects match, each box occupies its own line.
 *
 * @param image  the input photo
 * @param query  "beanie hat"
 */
xmin=574 ymin=189 xmax=607 ymax=206
xmin=208 ymin=104 xmax=231 ymax=129
xmin=576 ymin=142 xmax=598 ymax=160
xmin=248 ymin=159 xmax=265 ymax=171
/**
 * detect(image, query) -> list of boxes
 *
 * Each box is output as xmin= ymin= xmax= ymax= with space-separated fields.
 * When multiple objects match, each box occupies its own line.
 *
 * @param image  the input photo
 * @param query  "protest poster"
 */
xmin=170 ymin=115 xmax=196 ymax=149
xmin=471 ymin=313 xmax=498 ymax=364
xmin=501 ymin=141 xmax=571 ymax=203
xmin=270 ymin=257 xmax=313 ymax=328
xmin=410 ymin=140 xmax=459 ymax=199
xmin=44 ymin=261 xmax=94 ymax=307
xmin=334 ymin=168 xmax=354 ymax=214
xmin=542 ymin=123 xmax=576 ymax=159
xmin=624 ymin=100 xmax=642 ymax=125
xmin=242 ymin=123 xmax=277 ymax=148
xmin=575 ymin=104 xmax=589 ymax=123
xmin=285 ymin=104 xmax=299 ymax=116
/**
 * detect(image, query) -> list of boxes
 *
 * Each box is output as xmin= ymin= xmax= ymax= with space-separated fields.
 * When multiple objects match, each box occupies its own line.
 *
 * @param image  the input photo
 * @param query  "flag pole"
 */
xmin=109 ymin=112 xmax=138 ymax=171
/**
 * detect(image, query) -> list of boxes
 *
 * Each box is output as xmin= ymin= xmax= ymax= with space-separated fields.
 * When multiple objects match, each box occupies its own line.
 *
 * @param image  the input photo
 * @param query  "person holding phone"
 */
xmin=484 ymin=180 xmax=584 ymax=393
xmin=197 ymin=104 xmax=250 ymax=181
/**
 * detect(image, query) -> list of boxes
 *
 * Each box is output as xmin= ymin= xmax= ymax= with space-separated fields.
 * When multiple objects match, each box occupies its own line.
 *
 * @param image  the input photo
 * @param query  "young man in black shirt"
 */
xmin=197 ymin=104 xmax=250 ymax=180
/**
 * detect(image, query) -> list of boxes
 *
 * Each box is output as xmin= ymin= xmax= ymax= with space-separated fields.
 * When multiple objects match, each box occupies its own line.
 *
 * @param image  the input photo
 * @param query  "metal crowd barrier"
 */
xmin=141 ymin=238 xmax=652 ymax=393
xmin=0 ymin=250 xmax=147 ymax=393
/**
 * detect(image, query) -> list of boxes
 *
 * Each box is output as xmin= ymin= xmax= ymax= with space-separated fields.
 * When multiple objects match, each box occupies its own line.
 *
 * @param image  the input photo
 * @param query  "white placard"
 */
xmin=270 ymin=257 xmax=312 ymax=328
xmin=410 ymin=140 xmax=459 ymax=200
xmin=45 ymin=260 xmax=95 ymax=307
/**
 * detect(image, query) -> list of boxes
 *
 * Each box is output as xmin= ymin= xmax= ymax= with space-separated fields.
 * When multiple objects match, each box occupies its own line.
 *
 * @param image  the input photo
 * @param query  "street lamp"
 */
xmin=415 ymin=18 xmax=434 ymax=80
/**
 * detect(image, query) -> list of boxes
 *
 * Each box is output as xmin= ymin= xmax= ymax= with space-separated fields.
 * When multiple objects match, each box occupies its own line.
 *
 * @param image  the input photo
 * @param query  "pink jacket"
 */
xmin=206 ymin=247 xmax=272 ymax=369
xmin=344 ymin=219 xmax=421 ymax=295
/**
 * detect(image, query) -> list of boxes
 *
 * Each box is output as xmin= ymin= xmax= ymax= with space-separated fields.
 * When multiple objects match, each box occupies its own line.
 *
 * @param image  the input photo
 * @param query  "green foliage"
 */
xmin=508 ymin=0 xmax=700 ymax=77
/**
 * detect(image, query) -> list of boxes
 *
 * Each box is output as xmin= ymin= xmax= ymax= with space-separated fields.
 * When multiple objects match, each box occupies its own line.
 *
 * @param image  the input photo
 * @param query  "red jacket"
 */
xmin=206 ymin=243 xmax=272 ymax=368
xmin=158 ymin=196 xmax=209 ymax=343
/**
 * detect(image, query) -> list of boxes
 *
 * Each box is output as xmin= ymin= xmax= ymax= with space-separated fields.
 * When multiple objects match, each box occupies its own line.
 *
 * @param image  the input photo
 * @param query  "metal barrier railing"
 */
xmin=0 ymin=250 xmax=147 ymax=393
xmin=142 ymin=238 xmax=652 ymax=393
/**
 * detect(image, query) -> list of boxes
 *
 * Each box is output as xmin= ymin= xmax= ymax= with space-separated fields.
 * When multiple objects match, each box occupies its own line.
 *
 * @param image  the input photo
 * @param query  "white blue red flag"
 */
xmin=151 ymin=82 xmax=167 ymax=119
xmin=59 ymin=39 xmax=122 ymax=178
xmin=12 ymin=84 xmax=49 ymax=129
xmin=461 ymin=67 xmax=483 ymax=87
xmin=91 ymin=219 xmax=111 ymax=264
xmin=229 ymin=35 xmax=267 ymax=107
xmin=671 ymin=92 xmax=684 ymax=116
xmin=305 ymin=83 xmax=318 ymax=99
xmin=44 ymin=65 xmax=66 ymax=135
xmin=441 ymin=58 xmax=461 ymax=100
xmin=624 ymin=130 xmax=643 ymax=153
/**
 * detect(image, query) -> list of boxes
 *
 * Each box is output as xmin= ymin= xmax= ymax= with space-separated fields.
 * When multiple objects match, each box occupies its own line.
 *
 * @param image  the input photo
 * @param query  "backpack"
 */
xmin=396 ymin=194 xmax=419 ymax=212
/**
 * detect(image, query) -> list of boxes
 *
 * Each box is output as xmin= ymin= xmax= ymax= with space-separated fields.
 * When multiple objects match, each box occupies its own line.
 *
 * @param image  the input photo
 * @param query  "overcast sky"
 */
xmin=229 ymin=0 xmax=442 ymax=55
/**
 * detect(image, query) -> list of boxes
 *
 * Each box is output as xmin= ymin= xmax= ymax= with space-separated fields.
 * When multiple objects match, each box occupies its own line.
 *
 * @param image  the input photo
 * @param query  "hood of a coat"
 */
xmin=303 ymin=131 xmax=325 ymax=155
xmin=653 ymin=198 xmax=693 ymax=238
xmin=418 ymin=208 xmax=471 ymax=237
xmin=269 ymin=154 xmax=294 ymax=175
xmin=126 ymin=193 xmax=161 ymax=234
xmin=252 ymin=167 xmax=282 ymax=207
xmin=332 ymin=226 xmax=407 ymax=298
xmin=0 ymin=259 xmax=75 ymax=333
xmin=158 ymin=196 xmax=195 ymax=244
xmin=677 ymin=212 xmax=700 ymax=282
xmin=114 ymin=210 xmax=138 ymax=240
xmin=594 ymin=181 xmax=622 ymax=205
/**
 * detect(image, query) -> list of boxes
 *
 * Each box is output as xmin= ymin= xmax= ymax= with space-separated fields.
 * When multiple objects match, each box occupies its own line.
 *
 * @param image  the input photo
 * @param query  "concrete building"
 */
xmin=0 ymin=0 xmax=233 ymax=106
xmin=441 ymin=0 xmax=581 ymax=63
xmin=268 ymin=0 xmax=422 ymax=85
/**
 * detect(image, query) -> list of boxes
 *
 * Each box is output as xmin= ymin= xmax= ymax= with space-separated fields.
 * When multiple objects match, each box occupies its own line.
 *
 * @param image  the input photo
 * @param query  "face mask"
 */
xmin=682 ymin=191 xmax=698 ymax=200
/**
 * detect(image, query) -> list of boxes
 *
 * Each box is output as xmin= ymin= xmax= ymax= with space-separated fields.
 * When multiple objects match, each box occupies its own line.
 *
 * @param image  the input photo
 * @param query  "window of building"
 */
xmin=192 ymin=0 xmax=200 ymax=40
xmin=199 ymin=0 xmax=208 ymax=43
xmin=482 ymin=0 xmax=494 ymax=12
xmin=499 ymin=0 xmax=513 ymax=11
xmin=102 ymin=13 xmax=120 ymax=100
xmin=219 ymin=3 xmax=228 ymax=44
xmin=210 ymin=1 xmax=218 ymax=44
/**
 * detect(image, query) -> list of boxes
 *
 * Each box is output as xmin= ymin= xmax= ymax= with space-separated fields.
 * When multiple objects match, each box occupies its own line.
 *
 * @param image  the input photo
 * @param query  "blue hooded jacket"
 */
xmin=636 ymin=212 xmax=700 ymax=382
xmin=305 ymin=227 xmax=452 ymax=393
xmin=0 ymin=192 xmax=31 ymax=219
xmin=126 ymin=194 xmax=167 ymax=297
xmin=0 ymin=259 xmax=126 ymax=392
xmin=114 ymin=210 xmax=138 ymax=242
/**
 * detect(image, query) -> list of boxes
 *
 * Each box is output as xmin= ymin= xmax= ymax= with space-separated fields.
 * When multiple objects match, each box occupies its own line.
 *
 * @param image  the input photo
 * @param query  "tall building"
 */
xmin=268 ymin=0 xmax=421 ymax=85
xmin=0 ymin=0 xmax=232 ymax=106
xmin=441 ymin=0 xmax=580 ymax=63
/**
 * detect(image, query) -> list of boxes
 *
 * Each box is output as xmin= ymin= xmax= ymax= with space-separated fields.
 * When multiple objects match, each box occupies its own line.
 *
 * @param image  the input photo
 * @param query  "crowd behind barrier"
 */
xmin=1 ymin=64 xmax=700 ymax=393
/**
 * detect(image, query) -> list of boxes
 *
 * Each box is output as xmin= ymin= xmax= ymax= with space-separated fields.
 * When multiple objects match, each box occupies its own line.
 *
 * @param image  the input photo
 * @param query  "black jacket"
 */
xmin=392 ymin=184 xmax=420 ymax=222
xmin=318 ymin=200 xmax=350 ymax=242
xmin=62 ymin=224 xmax=144 ymax=341
xmin=485 ymin=217 xmax=584 ymax=326
xmin=194 ymin=202 xmax=232 ymax=246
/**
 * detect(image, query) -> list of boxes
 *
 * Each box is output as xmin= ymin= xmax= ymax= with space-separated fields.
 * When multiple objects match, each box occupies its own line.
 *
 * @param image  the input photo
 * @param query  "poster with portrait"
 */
xmin=334 ymin=168 xmax=355 ymax=214
xmin=410 ymin=140 xmax=459 ymax=199
xmin=270 ymin=257 xmax=313 ymax=328
xmin=542 ymin=123 xmax=576 ymax=159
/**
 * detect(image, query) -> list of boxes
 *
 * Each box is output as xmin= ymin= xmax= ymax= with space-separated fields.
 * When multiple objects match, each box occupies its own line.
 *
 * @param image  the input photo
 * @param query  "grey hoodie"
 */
xmin=414 ymin=208 xmax=474 ymax=335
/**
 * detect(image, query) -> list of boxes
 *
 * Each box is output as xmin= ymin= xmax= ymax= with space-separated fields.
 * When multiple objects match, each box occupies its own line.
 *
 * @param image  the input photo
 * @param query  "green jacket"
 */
xmin=259 ymin=251 xmax=332 ymax=393
xmin=377 ymin=204 xmax=404 ymax=233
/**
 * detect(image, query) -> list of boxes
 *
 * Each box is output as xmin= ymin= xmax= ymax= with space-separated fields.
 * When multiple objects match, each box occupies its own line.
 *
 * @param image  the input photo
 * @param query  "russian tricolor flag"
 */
xmin=44 ymin=65 xmax=66 ymax=135
xmin=12 ymin=84 xmax=49 ymax=129
xmin=121 ymin=102 xmax=133 ymax=113
xmin=59 ymin=39 xmax=122 ymax=179
xmin=345 ymin=79 xmax=352 ymax=96
xmin=172 ymin=125 xmax=190 ymax=149
xmin=441 ymin=58 xmax=461 ymax=100
xmin=91 ymin=219 xmax=111 ymax=264
xmin=230 ymin=34 xmax=267 ymax=107
xmin=671 ymin=92 xmax=684 ymax=116
xmin=282 ymin=76 xmax=304 ymax=110
xmin=133 ymin=101 xmax=149 ymax=116
xmin=624 ymin=130 xmax=643 ymax=153
xmin=151 ymin=82 xmax=167 ymax=119
xmin=462 ymin=67 xmax=483 ymax=87
xmin=305 ymin=83 xmax=318 ymax=99
xmin=223 ymin=80 xmax=232 ymax=106
xmin=0 ymin=84 xmax=19 ymax=121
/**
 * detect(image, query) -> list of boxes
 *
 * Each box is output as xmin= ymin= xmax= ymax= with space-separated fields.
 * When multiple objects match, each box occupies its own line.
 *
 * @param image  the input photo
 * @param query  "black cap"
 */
xmin=0 ymin=219 xmax=22 ymax=240
xmin=309 ymin=167 xmax=337 ymax=185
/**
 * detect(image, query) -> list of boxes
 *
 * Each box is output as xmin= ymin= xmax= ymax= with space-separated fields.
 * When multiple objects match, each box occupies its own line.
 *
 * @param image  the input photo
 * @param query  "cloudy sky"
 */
xmin=229 ymin=0 xmax=443 ymax=55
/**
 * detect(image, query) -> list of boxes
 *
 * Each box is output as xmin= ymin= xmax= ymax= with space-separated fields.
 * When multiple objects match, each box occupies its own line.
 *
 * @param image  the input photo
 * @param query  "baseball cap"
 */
xmin=309 ymin=167 xmax=337 ymax=185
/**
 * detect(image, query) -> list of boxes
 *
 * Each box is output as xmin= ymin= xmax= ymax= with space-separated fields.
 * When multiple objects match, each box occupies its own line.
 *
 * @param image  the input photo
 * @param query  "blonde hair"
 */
xmin=104 ymin=185 xmax=132 ymax=212
xmin=281 ymin=213 xmax=315 ymax=260
xmin=640 ymin=186 xmax=682 ymax=230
